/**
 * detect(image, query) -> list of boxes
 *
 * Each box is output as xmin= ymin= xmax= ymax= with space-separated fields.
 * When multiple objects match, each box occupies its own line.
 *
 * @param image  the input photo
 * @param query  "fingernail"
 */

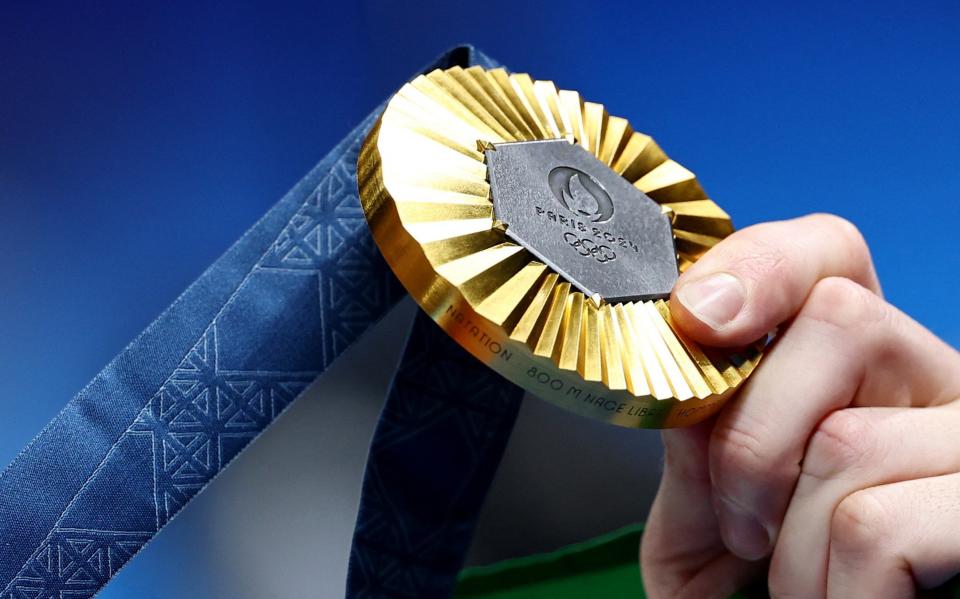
xmin=716 ymin=497 xmax=771 ymax=561
xmin=677 ymin=273 xmax=745 ymax=330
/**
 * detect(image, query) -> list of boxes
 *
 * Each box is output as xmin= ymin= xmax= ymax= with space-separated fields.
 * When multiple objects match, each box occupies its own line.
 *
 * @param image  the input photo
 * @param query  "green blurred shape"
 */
xmin=455 ymin=524 xmax=648 ymax=599
xmin=456 ymin=523 xmax=960 ymax=598
xmin=455 ymin=523 xmax=774 ymax=599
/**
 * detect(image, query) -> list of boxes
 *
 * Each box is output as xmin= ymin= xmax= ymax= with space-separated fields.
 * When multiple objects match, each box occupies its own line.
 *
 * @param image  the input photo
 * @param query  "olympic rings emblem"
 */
xmin=563 ymin=232 xmax=617 ymax=263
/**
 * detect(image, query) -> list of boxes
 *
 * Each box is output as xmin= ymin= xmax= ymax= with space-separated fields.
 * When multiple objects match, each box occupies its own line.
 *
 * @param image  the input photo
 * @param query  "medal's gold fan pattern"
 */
xmin=359 ymin=66 xmax=763 ymax=428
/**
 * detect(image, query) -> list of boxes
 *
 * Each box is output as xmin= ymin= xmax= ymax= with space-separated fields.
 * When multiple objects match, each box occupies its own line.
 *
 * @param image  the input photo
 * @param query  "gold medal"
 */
xmin=358 ymin=66 xmax=763 ymax=428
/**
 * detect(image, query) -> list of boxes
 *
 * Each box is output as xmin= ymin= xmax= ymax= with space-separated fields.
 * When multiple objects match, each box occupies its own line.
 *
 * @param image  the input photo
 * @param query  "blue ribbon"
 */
xmin=0 ymin=46 xmax=518 ymax=599
xmin=347 ymin=312 xmax=523 ymax=598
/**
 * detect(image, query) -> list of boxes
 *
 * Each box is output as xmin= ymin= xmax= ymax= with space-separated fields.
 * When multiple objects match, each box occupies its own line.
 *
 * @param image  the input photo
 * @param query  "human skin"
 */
xmin=640 ymin=214 xmax=960 ymax=598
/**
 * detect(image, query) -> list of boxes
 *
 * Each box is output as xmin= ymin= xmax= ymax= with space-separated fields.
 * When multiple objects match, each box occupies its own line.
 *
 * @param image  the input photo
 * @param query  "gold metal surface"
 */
xmin=358 ymin=66 xmax=763 ymax=428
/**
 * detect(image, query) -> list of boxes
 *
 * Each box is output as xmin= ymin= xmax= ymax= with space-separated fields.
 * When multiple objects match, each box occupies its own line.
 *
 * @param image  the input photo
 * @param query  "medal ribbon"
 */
xmin=0 ymin=46 xmax=518 ymax=599
xmin=347 ymin=311 xmax=523 ymax=598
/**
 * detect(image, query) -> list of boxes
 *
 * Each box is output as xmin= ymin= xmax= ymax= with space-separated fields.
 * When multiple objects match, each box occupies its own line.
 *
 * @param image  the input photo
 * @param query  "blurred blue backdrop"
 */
xmin=1 ymin=1 xmax=958 ymax=596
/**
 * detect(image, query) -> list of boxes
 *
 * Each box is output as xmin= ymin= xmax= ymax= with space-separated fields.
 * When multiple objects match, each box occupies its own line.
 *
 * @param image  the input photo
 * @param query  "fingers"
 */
xmin=707 ymin=278 xmax=960 ymax=562
xmin=642 ymin=421 xmax=765 ymax=599
xmin=652 ymin=212 xmax=960 ymax=597
xmin=826 ymin=472 xmax=960 ymax=598
xmin=670 ymin=213 xmax=881 ymax=347
xmin=768 ymin=406 xmax=960 ymax=598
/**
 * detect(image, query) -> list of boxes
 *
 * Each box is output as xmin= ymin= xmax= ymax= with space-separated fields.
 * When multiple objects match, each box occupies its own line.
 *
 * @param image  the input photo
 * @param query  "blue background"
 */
xmin=1 ymin=1 xmax=958 ymax=596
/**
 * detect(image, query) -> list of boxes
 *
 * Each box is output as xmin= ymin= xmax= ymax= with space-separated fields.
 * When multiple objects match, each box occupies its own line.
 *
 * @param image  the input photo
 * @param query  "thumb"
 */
xmin=670 ymin=214 xmax=879 ymax=347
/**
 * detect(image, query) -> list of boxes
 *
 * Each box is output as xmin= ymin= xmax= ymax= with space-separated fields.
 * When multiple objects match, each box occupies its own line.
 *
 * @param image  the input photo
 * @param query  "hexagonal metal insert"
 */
xmin=485 ymin=139 xmax=678 ymax=303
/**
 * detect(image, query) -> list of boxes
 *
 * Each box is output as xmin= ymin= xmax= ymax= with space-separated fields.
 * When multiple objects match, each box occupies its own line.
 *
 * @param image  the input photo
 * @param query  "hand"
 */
xmin=640 ymin=214 xmax=960 ymax=598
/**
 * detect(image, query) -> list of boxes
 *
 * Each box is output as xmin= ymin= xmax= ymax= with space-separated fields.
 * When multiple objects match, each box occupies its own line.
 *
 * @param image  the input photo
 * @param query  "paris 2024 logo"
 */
xmin=548 ymin=166 xmax=617 ymax=263
xmin=547 ymin=166 xmax=615 ymax=224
